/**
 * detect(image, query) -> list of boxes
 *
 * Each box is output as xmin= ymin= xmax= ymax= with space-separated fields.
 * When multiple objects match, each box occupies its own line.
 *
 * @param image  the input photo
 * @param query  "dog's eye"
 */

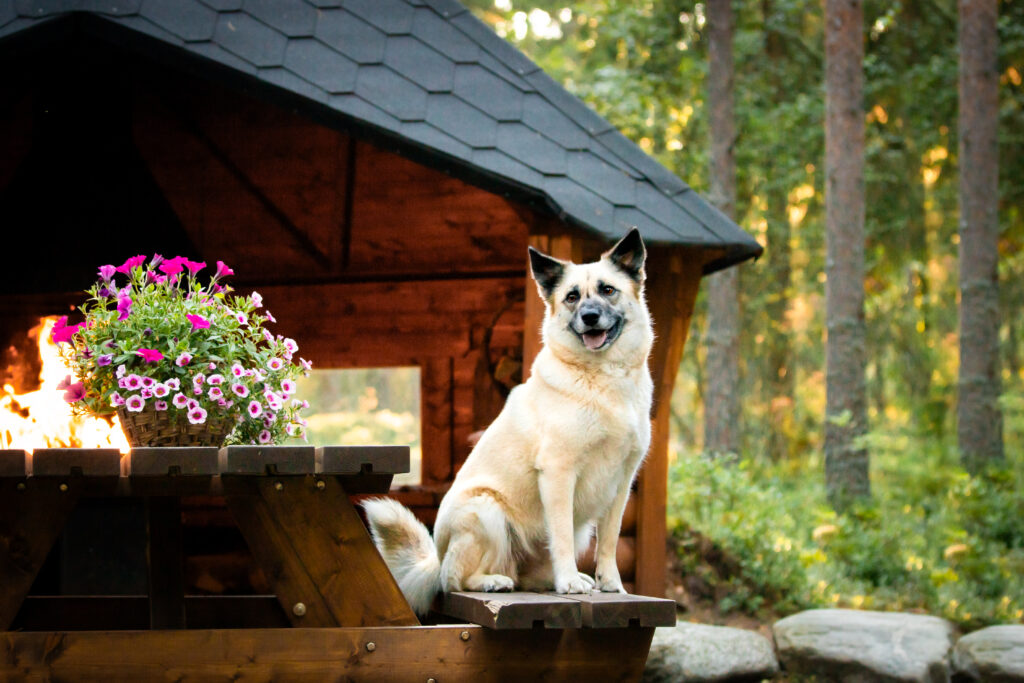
xmin=600 ymin=285 xmax=616 ymax=296
xmin=565 ymin=291 xmax=579 ymax=304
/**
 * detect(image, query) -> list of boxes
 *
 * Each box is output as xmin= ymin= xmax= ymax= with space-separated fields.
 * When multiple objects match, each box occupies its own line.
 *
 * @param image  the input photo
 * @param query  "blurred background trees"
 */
xmin=466 ymin=0 xmax=1024 ymax=627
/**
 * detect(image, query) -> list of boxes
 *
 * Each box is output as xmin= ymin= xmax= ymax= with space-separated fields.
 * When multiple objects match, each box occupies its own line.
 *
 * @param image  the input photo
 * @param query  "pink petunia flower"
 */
xmin=116 ymin=364 xmax=127 ymax=379
xmin=141 ymin=376 xmax=156 ymax=388
xmin=136 ymin=348 xmax=164 ymax=363
xmin=50 ymin=317 xmax=82 ymax=344
xmin=236 ymin=312 xmax=248 ymax=325
xmin=283 ymin=338 xmax=298 ymax=355
xmin=207 ymin=374 xmax=224 ymax=386
xmin=183 ymin=259 xmax=206 ymax=276
xmin=265 ymin=311 xmax=276 ymax=323
xmin=266 ymin=358 xmax=283 ymax=371
xmin=208 ymin=386 xmax=223 ymax=400
xmin=97 ymin=354 xmax=113 ymax=366
xmin=155 ymin=400 xmax=169 ymax=411
xmin=153 ymin=383 xmax=170 ymax=398
xmin=125 ymin=374 xmax=143 ymax=390
xmin=215 ymin=261 xmax=234 ymax=279
xmin=280 ymin=379 xmax=296 ymax=396
xmin=231 ymin=363 xmax=245 ymax=378
xmin=117 ymin=295 xmax=133 ymax=321
xmin=176 ymin=352 xmax=192 ymax=367
xmin=186 ymin=314 xmax=210 ymax=330
xmin=247 ymin=400 xmax=262 ymax=418
xmin=172 ymin=393 xmax=189 ymax=409
xmin=258 ymin=430 xmax=273 ymax=444
xmin=140 ymin=388 xmax=153 ymax=399
xmin=62 ymin=381 xmax=85 ymax=403
xmin=165 ymin=378 xmax=181 ymax=391
xmin=231 ymin=383 xmax=249 ymax=398
xmin=187 ymin=407 xmax=208 ymax=425
xmin=98 ymin=264 xmax=117 ymax=282
xmin=192 ymin=373 xmax=205 ymax=387
xmin=250 ymin=291 xmax=262 ymax=308
xmin=116 ymin=255 xmax=146 ymax=274
xmin=159 ymin=256 xmax=184 ymax=276
xmin=110 ymin=392 xmax=125 ymax=407
xmin=125 ymin=395 xmax=145 ymax=412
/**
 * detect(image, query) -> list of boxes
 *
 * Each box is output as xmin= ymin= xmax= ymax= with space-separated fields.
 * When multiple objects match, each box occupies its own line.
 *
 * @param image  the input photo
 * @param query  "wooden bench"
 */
xmin=440 ymin=591 xmax=677 ymax=630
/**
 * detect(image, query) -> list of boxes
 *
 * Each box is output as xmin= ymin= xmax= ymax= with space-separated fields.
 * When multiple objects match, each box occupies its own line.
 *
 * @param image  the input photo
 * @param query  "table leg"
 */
xmin=146 ymin=497 xmax=186 ymax=629
xmin=0 ymin=479 xmax=81 ymax=630
xmin=225 ymin=475 xmax=419 ymax=628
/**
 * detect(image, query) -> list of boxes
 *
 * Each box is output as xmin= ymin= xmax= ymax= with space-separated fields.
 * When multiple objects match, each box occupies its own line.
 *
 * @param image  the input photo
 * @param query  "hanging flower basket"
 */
xmin=117 ymin=402 xmax=235 ymax=448
xmin=52 ymin=254 xmax=312 ymax=447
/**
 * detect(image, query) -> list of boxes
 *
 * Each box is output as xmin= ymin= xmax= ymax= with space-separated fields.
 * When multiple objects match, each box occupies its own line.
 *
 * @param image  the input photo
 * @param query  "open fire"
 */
xmin=1 ymin=317 xmax=129 ymax=452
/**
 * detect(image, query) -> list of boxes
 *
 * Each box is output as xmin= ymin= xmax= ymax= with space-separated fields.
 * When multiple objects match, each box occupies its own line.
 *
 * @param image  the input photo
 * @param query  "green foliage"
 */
xmin=667 ymin=433 xmax=1024 ymax=628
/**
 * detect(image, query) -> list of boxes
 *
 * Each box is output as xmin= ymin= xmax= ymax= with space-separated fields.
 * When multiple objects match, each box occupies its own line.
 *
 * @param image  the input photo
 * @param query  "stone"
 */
xmin=643 ymin=621 xmax=780 ymax=683
xmin=952 ymin=625 xmax=1024 ymax=682
xmin=773 ymin=609 xmax=957 ymax=683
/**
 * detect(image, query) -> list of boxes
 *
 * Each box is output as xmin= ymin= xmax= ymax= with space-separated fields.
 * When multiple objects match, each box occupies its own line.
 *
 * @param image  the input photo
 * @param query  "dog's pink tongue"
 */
xmin=583 ymin=330 xmax=607 ymax=350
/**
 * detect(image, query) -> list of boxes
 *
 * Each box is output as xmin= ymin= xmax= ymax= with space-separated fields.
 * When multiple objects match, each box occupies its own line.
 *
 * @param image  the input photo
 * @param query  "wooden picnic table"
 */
xmin=0 ymin=446 xmax=674 ymax=681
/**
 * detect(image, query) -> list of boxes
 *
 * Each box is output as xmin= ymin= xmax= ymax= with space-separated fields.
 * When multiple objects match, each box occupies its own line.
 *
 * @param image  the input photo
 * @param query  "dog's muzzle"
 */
xmin=573 ymin=303 xmax=623 ymax=351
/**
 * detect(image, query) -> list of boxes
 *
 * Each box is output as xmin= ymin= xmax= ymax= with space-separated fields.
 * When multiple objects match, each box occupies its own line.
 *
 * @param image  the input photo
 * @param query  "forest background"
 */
xmin=453 ymin=0 xmax=1024 ymax=630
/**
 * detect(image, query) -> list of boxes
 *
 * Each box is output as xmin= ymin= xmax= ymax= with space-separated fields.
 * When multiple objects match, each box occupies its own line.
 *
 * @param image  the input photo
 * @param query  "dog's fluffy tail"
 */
xmin=361 ymin=497 xmax=441 ymax=615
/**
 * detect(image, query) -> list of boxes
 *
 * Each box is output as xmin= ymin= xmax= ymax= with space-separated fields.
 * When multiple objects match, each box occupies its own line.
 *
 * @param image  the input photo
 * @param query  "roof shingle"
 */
xmin=0 ymin=0 xmax=762 ymax=271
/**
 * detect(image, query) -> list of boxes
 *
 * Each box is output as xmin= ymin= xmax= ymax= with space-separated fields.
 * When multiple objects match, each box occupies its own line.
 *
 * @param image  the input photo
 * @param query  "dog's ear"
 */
xmin=604 ymin=228 xmax=646 ymax=282
xmin=529 ymin=246 xmax=566 ymax=299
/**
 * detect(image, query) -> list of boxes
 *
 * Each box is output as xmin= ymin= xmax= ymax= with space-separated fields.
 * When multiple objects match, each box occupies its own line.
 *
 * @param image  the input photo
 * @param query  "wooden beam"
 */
xmin=0 ymin=478 xmax=81 ymax=630
xmin=634 ymin=247 xmax=703 ymax=597
xmin=225 ymin=476 xmax=419 ymax=628
xmin=0 ymin=625 xmax=654 ymax=682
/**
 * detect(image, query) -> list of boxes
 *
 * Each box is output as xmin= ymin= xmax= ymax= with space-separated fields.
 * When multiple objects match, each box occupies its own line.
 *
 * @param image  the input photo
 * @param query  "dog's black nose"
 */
xmin=581 ymin=311 xmax=600 ymax=326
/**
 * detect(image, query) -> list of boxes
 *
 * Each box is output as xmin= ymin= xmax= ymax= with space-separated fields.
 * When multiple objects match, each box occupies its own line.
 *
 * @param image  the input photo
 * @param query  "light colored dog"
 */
xmin=362 ymin=228 xmax=653 ymax=614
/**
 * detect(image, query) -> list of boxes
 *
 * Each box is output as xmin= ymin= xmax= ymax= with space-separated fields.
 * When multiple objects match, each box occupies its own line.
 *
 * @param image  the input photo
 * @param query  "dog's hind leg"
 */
xmin=439 ymin=495 xmax=517 ymax=593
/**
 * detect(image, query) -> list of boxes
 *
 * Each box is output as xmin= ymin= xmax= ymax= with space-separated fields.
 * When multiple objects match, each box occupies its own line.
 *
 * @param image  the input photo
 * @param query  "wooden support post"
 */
xmin=634 ymin=247 xmax=703 ymax=597
xmin=146 ymin=497 xmax=186 ymax=629
xmin=225 ymin=475 xmax=419 ymax=628
xmin=0 ymin=478 xmax=81 ymax=630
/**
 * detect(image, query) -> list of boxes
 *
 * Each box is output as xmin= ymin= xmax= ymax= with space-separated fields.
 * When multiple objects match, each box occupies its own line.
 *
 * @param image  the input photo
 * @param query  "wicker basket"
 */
xmin=117 ymin=403 xmax=235 ymax=448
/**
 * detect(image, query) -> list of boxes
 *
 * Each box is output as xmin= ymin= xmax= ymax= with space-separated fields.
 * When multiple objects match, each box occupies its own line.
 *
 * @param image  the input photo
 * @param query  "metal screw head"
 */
xmin=58 ymin=483 xmax=69 ymax=492
xmin=292 ymin=602 xmax=306 ymax=617
xmin=460 ymin=630 xmax=470 ymax=641
xmin=315 ymin=479 xmax=326 ymax=491
xmin=365 ymin=642 xmax=376 ymax=652
xmin=273 ymin=481 xmax=284 ymax=491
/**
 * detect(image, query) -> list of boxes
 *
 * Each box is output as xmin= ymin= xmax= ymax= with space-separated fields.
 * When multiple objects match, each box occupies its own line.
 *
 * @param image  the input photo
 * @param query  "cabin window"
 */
xmin=295 ymin=367 xmax=421 ymax=487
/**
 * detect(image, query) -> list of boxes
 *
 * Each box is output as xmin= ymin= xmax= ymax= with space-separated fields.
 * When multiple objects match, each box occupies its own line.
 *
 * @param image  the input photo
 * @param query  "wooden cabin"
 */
xmin=0 ymin=0 xmax=760 ymax=599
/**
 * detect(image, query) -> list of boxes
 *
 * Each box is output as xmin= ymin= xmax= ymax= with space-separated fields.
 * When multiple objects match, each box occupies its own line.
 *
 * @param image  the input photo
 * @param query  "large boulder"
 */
xmin=643 ymin=621 xmax=779 ymax=683
xmin=773 ymin=609 xmax=956 ymax=682
xmin=952 ymin=625 xmax=1024 ymax=682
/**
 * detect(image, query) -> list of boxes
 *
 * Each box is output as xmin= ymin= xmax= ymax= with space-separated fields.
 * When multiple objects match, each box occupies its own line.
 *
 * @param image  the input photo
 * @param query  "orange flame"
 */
xmin=1 ymin=317 xmax=130 ymax=453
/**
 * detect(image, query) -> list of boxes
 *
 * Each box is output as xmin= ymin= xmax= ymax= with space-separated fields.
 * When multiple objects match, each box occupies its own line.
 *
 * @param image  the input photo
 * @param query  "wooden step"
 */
xmin=439 ymin=590 xmax=676 ymax=630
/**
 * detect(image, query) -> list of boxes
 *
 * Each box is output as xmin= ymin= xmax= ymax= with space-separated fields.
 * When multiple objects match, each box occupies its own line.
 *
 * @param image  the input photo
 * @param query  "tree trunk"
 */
xmin=824 ymin=0 xmax=870 ymax=509
xmin=957 ymin=0 xmax=1003 ymax=473
xmin=703 ymin=0 xmax=740 ymax=456
xmin=762 ymin=0 xmax=795 ymax=461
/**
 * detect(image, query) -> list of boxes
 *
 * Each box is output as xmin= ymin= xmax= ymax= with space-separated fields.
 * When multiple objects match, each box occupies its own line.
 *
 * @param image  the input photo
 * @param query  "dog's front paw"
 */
xmin=555 ymin=574 xmax=593 ymax=594
xmin=466 ymin=574 xmax=515 ymax=592
xmin=595 ymin=567 xmax=626 ymax=593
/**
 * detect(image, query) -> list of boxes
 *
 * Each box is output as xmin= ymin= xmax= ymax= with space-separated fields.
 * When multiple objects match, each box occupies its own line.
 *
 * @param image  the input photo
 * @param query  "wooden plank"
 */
xmin=0 ymin=450 xmax=26 ymax=478
xmin=12 ymin=596 xmax=288 ymax=631
xmin=635 ymin=247 xmax=703 ymax=597
xmin=0 ymin=478 xmax=81 ymax=630
xmin=146 ymin=498 xmax=186 ymax=629
xmin=553 ymin=592 xmax=677 ymax=628
xmin=226 ymin=475 xmax=419 ymax=628
xmin=30 ymin=448 xmax=122 ymax=477
xmin=420 ymin=356 xmax=454 ymax=485
xmin=315 ymin=446 xmax=409 ymax=475
xmin=440 ymin=591 xmax=581 ymax=629
xmin=0 ymin=624 xmax=654 ymax=682
xmin=129 ymin=447 xmax=219 ymax=476
xmin=218 ymin=445 xmax=316 ymax=475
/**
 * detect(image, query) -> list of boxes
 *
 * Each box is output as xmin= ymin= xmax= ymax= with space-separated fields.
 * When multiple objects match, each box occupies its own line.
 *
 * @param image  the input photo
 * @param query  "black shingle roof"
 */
xmin=0 ymin=0 xmax=761 ymax=272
